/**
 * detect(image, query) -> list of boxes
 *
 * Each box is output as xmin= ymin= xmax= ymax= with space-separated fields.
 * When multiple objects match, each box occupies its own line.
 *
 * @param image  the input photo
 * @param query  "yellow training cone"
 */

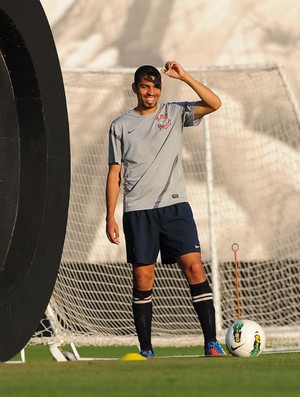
xmin=120 ymin=352 xmax=147 ymax=361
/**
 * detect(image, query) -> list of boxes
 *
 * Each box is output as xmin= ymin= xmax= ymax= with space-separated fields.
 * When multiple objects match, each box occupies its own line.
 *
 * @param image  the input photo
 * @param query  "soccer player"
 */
xmin=106 ymin=60 xmax=225 ymax=357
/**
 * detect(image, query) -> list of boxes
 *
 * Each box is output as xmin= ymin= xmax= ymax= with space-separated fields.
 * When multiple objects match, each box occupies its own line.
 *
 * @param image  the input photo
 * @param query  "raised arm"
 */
xmin=161 ymin=60 xmax=221 ymax=119
xmin=105 ymin=163 xmax=122 ymax=244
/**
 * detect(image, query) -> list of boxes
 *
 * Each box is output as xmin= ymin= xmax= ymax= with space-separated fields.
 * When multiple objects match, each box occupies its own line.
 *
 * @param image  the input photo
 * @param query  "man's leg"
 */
xmin=132 ymin=264 xmax=155 ymax=356
xmin=177 ymin=252 xmax=225 ymax=355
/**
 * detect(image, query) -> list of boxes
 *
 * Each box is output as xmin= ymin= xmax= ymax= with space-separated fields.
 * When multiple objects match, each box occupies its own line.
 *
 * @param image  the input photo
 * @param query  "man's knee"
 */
xmin=133 ymin=264 xmax=155 ymax=290
xmin=177 ymin=253 xmax=206 ymax=283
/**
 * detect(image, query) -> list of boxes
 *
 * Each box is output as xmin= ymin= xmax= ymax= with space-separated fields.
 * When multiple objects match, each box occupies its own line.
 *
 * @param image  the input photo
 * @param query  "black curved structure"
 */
xmin=0 ymin=0 xmax=70 ymax=361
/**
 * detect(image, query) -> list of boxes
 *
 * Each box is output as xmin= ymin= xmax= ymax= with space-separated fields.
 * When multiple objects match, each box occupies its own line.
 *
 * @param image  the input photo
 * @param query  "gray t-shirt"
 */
xmin=108 ymin=101 xmax=201 ymax=212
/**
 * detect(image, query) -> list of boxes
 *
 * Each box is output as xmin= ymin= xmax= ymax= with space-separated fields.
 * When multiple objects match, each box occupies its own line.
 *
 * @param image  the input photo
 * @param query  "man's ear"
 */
xmin=132 ymin=83 xmax=137 ymax=94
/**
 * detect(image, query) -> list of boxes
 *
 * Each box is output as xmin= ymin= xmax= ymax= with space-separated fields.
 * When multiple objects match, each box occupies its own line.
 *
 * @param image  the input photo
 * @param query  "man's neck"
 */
xmin=134 ymin=105 xmax=158 ymax=115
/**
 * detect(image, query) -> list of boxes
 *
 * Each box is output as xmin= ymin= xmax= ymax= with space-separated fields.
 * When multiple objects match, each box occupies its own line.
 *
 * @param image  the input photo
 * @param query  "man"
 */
xmin=106 ymin=60 xmax=225 ymax=357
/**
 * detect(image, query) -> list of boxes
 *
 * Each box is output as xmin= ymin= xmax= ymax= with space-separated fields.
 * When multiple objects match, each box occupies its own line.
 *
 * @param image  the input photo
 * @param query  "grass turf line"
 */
xmin=1 ymin=345 xmax=299 ymax=397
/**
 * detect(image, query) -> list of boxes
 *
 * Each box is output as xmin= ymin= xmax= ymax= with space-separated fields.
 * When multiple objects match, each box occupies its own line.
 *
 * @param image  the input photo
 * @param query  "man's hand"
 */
xmin=106 ymin=216 xmax=120 ymax=245
xmin=162 ymin=60 xmax=221 ymax=118
xmin=161 ymin=60 xmax=187 ymax=80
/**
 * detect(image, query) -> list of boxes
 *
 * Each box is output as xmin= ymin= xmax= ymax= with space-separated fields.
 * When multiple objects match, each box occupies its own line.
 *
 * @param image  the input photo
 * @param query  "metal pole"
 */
xmin=203 ymin=113 xmax=222 ymax=337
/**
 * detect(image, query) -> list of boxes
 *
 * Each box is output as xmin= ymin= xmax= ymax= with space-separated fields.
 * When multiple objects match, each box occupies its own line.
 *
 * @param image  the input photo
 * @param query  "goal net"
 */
xmin=33 ymin=64 xmax=300 ymax=349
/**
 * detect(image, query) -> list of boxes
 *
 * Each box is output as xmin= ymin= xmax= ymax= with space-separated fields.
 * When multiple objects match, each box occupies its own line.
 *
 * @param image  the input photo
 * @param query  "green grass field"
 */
xmin=1 ymin=345 xmax=299 ymax=397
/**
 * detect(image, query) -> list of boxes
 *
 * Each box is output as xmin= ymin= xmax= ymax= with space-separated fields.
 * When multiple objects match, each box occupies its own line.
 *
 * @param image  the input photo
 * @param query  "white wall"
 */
xmin=40 ymin=0 xmax=300 ymax=103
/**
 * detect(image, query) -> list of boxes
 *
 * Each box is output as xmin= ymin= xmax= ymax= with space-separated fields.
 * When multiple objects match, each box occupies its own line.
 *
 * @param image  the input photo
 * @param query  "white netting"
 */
xmin=32 ymin=64 xmax=300 ymax=348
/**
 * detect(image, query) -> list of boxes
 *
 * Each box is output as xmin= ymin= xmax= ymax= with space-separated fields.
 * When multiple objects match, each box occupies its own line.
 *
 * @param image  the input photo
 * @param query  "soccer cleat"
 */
xmin=139 ymin=349 xmax=154 ymax=358
xmin=205 ymin=341 xmax=226 ymax=356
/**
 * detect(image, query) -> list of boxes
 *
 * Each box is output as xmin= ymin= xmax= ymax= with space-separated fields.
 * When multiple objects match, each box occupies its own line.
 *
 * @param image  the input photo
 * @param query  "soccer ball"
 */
xmin=226 ymin=319 xmax=266 ymax=357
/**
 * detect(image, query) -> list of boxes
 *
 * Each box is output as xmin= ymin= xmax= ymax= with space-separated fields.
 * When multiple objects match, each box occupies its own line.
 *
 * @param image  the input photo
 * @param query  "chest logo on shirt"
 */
xmin=156 ymin=113 xmax=171 ymax=129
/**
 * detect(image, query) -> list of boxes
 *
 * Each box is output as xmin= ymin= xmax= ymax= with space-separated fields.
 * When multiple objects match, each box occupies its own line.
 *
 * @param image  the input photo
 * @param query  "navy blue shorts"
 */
xmin=122 ymin=202 xmax=201 ymax=265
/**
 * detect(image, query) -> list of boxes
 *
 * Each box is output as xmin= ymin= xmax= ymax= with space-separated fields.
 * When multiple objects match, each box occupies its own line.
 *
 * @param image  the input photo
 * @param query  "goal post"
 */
xmin=32 ymin=64 xmax=300 ymax=350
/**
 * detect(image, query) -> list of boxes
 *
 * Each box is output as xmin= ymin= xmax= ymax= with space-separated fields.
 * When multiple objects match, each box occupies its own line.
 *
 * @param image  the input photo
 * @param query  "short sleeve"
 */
xmin=180 ymin=102 xmax=202 ymax=127
xmin=108 ymin=122 xmax=122 ymax=164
